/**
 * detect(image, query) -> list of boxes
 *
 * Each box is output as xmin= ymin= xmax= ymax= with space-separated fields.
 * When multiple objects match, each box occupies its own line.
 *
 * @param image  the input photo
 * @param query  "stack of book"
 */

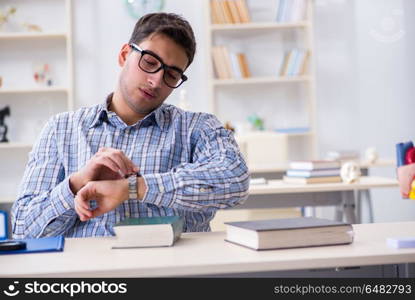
xmin=279 ymin=48 xmax=309 ymax=77
xmin=283 ymin=160 xmax=342 ymax=184
xmin=212 ymin=46 xmax=251 ymax=79
xmin=276 ymin=0 xmax=308 ymax=23
xmin=210 ymin=0 xmax=251 ymax=24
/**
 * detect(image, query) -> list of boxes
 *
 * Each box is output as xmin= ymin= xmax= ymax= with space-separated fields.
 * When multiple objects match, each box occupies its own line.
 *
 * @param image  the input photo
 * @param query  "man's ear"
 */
xmin=118 ymin=44 xmax=131 ymax=67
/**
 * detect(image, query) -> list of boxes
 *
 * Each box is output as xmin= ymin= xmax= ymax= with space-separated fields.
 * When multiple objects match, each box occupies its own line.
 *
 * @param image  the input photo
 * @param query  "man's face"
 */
xmin=118 ymin=33 xmax=189 ymax=117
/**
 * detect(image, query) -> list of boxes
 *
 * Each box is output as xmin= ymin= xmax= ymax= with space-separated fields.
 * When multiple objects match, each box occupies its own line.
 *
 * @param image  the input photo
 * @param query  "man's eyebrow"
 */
xmin=145 ymin=49 xmax=185 ymax=73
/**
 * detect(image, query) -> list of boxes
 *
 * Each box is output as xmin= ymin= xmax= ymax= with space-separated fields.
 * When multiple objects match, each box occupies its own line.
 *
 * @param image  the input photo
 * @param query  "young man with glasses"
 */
xmin=12 ymin=13 xmax=250 ymax=238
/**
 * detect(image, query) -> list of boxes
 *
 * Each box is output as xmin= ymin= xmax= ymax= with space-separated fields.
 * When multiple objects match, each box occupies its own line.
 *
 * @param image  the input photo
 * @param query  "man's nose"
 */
xmin=147 ymin=69 xmax=164 ymax=88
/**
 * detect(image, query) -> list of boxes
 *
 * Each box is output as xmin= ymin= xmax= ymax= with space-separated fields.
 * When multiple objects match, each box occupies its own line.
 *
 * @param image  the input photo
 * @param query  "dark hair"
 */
xmin=128 ymin=13 xmax=196 ymax=68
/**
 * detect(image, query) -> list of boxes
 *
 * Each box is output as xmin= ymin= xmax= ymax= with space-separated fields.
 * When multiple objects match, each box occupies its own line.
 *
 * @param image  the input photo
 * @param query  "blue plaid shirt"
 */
xmin=12 ymin=97 xmax=250 ymax=238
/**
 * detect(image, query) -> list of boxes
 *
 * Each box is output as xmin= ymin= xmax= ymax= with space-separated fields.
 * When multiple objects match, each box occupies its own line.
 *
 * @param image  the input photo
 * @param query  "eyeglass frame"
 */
xmin=128 ymin=43 xmax=188 ymax=89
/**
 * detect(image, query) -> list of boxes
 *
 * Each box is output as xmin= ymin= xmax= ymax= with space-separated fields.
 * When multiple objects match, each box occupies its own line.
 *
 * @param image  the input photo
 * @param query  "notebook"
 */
xmin=0 ymin=236 xmax=65 ymax=255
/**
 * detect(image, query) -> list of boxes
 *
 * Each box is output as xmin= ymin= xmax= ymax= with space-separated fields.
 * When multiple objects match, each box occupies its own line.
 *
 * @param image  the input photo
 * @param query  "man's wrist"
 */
xmin=137 ymin=176 xmax=147 ymax=200
xmin=69 ymin=172 xmax=86 ymax=195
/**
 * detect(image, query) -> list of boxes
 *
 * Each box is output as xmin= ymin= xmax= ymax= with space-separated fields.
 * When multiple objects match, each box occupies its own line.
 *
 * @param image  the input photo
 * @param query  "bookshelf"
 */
xmin=205 ymin=0 xmax=317 ymax=165
xmin=0 ymin=0 xmax=73 ymax=198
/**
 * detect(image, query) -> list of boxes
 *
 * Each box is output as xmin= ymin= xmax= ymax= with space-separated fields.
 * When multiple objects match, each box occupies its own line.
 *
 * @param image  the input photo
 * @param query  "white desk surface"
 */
xmin=249 ymin=176 xmax=398 ymax=195
xmin=249 ymin=159 xmax=395 ymax=173
xmin=1 ymin=221 xmax=415 ymax=278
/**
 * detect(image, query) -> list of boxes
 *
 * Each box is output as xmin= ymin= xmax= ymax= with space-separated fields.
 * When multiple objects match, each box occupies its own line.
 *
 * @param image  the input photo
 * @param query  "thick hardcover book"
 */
xmin=112 ymin=216 xmax=184 ymax=249
xmin=0 ymin=236 xmax=65 ymax=255
xmin=225 ymin=217 xmax=353 ymax=250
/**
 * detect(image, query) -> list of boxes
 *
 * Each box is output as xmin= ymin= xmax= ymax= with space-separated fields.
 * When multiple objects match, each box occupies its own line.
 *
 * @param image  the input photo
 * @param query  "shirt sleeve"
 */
xmin=11 ymin=116 xmax=78 ymax=239
xmin=141 ymin=114 xmax=250 ymax=213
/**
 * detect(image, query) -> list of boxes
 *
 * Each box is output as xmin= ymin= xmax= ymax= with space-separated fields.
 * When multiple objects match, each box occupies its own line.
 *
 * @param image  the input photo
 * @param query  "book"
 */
xmin=227 ymin=0 xmax=242 ymax=23
xmin=212 ymin=46 xmax=228 ymax=79
xmin=289 ymin=160 xmax=341 ymax=170
xmin=286 ymin=168 xmax=340 ymax=177
xmin=112 ymin=216 xmax=184 ymax=248
xmin=237 ymin=53 xmax=251 ymax=78
xmin=219 ymin=0 xmax=234 ymax=24
xmin=211 ymin=0 xmax=226 ymax=24
xmin=235 ymin=0 xmax=251 ymax=23
xmin=225 ymin=217 xmax=354 ymax=250
xmin=0 ymin=236 xmax=65 ymax=255
xmin=283 ymin=175 xmax=342 ymax=184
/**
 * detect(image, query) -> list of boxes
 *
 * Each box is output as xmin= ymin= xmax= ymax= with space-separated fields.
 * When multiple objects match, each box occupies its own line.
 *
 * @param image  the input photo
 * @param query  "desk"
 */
xmin=246 ymin=176 xmax=398 ymax=224
xmin=1 ymin=221 xmax=414 ymax=278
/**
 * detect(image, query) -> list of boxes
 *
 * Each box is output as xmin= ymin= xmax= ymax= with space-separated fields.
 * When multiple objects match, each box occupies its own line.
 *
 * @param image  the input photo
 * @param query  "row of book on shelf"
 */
xmin=279 ymin=48 xmax=310 ymax=77
xmin=212 ymin=46 xmax=251 ymax=79
xmin=210 ymin=0 xmax=309 ymax=25
xmin=210 ymin=0 xmax=251 ymax=25
xmin=212 ymin=46 xmax=309 ymax=79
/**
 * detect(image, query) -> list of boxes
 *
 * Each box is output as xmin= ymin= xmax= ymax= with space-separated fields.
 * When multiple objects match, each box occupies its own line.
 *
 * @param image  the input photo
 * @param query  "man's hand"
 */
xmin=74 ymin=179 xmax=129 ymax=222
xmin=69 ymin=147 xmax=138 ymax=194
xmin=397 ymin=163 xmax=415 ymax=198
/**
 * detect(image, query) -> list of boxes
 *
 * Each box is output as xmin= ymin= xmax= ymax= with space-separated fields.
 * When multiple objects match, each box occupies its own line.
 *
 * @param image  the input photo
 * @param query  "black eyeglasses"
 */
xmin=129 ymin=43 xmax=188 ymax=89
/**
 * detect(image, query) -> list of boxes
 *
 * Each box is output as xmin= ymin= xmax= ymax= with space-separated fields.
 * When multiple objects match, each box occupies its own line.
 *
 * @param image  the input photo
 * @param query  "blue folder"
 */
xmin=0 ymin=236 xmax=65 ymax=255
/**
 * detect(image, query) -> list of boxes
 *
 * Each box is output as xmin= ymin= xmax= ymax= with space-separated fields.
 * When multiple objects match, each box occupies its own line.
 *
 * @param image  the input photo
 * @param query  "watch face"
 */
xmin=125 ymin=0 xmax=165 ymax=19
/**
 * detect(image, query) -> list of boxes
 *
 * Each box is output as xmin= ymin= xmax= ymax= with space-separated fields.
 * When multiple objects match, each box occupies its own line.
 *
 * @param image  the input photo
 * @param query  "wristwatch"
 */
xmin=127 ymin=172 xmax=141 ymax=200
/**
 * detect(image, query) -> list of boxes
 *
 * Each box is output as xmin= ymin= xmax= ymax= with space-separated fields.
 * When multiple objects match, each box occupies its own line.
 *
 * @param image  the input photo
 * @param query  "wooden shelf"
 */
xmin=0 ymin=32 xmax=67 ymax=40
xmin=0 ymin=143 xmax=32 ymax=149
xmin=0 ymin=87 xmax=68 ymax=94
xmin=211 ymin=21 xmax=310 ymax=32
xmin=213 ymin=76 xmax=311 ymax=86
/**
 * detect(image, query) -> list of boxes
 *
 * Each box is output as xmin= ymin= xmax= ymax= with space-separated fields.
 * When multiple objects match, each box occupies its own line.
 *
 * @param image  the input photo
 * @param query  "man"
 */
xmin=12 ymin=13 xmax=250 ymax=238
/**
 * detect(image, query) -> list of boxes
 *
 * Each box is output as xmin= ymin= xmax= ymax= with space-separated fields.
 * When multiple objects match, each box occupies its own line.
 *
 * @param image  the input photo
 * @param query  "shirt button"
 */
xmin=159 ymin=186 xmax=165 ymax=192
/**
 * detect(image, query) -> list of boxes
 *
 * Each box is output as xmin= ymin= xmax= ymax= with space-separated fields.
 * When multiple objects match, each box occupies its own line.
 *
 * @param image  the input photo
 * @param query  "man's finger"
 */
xmin=110 ymin=149 xmax=137 ymax=175
xmin=75 ymin=201 xmax=92 ymax=219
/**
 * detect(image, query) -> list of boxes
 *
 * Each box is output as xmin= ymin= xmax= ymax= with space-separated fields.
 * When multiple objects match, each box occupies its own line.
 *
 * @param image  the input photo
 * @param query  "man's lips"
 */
xmin=139 ymin=88 xmax=156 ymax=99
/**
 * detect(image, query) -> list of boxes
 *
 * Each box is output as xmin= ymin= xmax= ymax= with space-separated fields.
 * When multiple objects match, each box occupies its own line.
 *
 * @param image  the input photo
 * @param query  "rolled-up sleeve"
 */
xmin=141 ymin=114 xmax=250 ymax=213
xmin=11 ymin=117 xmax=77 ymax=239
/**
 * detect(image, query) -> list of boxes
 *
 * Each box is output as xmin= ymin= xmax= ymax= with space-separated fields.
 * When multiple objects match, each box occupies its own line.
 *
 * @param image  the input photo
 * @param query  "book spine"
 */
xmin=220 ymin=46 xmax=233 ymax=79
xmin=227 ymin=0 xmax=242 ymax=23
xmin=212 ymin=0 xmax=226 ymax=24
xmin=220 ymin=0 xmax=235 ymax=24
xmin=236 ymin=0 xmax=251 ymax=23
xmin=229 ymin=52 xmax=242 ymax=78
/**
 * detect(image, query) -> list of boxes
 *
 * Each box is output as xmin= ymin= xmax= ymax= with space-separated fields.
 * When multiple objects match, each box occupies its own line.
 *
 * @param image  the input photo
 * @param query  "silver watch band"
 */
xmin=127 ymin=172 xmax=141 ymax=200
